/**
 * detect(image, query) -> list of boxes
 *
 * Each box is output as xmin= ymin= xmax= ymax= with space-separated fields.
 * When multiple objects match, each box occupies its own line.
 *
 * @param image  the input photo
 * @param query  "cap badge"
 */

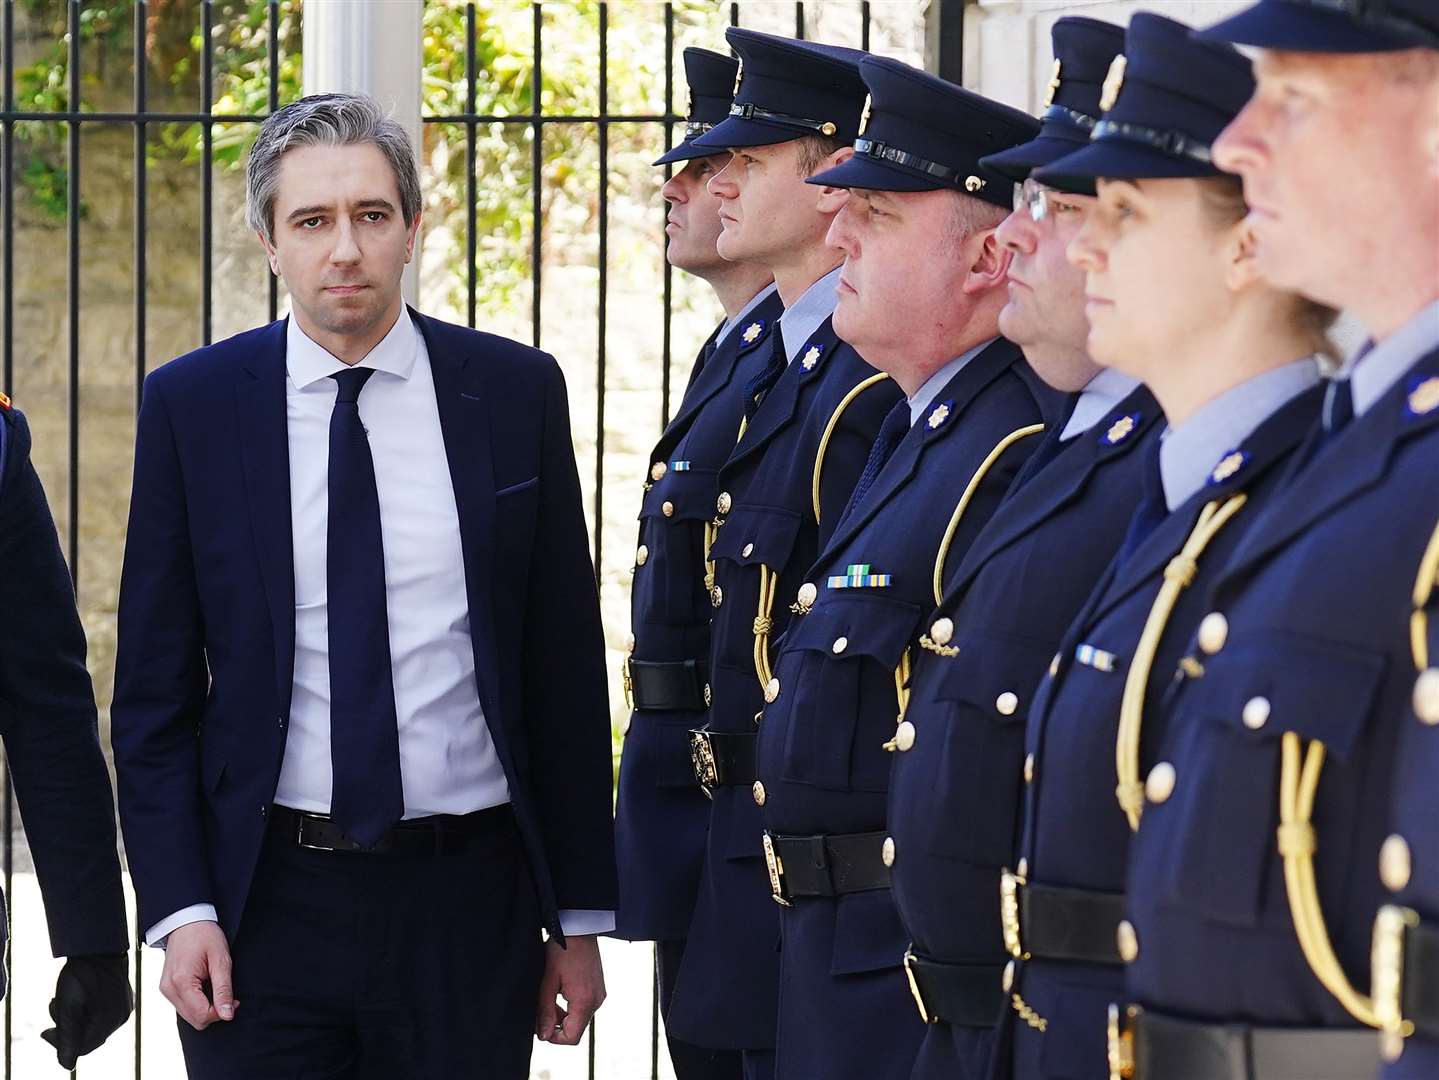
xmin=1100 ymin=55 xmax=1127 ymax=113
xmin=801 ymin=344 xmax=823 ymax=370
xmin=827 ymin=563 xmax=892 ymax=589
xmin=1407 ymin=375 xmax=1439 ymax=417
xmin=820 ymin=121 xmax=837 ymax=136
xmin=965 ymin=175 xmax=987 ymax=194
xmin=733 ymin=59 xmax=743 ymax=97
xmin=1043 ymin=59 xmax=1062 ymax=108
xmin=928 ymin=401 xmax=952 ymax=430
xmin=858 ymin=94 xmax=872 ymax=137
xmin=1103 ymin=413 xmax=1137 ymax=445
xmin=1209 ymin=450 xmax=1248 ymax=485
xmin=742 ymin=321 xmax=764 ymax=344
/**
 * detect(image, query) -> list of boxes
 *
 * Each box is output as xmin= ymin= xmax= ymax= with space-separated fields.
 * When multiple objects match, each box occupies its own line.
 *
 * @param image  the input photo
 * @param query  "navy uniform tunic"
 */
xmin=752 ymin=337 xmax=1061 ymax=1080
xmin=1006 ymin=362 xmax=1323 ymax=1078
xmin=887 ymin=380 xmax=1158 ymax=1080
xmin=1116 ymin=335 xmax=1439 ymax=1070
xmin=615 ymin=285 xmax=783 ymax=945
xmin=667 ymin=299 xmax=903 ymax=1060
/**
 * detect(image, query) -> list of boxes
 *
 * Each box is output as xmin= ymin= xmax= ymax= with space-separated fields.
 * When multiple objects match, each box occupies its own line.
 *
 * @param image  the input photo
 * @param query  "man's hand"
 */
xmin=534 ymin=934 xmax=606 ymax=1046
xmin=41 ymin=953 xmax=134 ymax=1069
xmin=160 ymin=921 xmax=238 ymax=1031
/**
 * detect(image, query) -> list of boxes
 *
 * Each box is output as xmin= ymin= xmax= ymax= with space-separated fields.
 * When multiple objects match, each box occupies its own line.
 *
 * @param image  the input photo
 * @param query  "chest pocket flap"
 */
xmin=930 ymin=634 xmax=1058 ymax=725
xmin=785 ymin=593 xmax=922 ymax=671
xmin=640 ymin=468 xmax=721 ymax=524
xmin=710 ymin=504 xmax=803 ymax=571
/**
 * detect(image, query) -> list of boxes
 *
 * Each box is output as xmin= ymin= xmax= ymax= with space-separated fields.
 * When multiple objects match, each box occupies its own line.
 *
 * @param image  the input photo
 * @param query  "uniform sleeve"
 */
xmin=0 ymin=415 xmax=129 ymax=956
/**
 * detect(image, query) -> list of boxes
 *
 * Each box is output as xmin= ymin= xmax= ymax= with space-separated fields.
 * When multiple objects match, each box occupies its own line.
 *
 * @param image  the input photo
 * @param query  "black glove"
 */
xmin=41 ymin=952 xmax=134 ymax=1070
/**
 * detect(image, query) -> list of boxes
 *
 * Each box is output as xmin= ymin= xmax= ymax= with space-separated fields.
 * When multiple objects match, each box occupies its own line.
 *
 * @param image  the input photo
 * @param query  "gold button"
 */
xmin=1414 ymin=668 xmax=1439 ymax=725
xmin=832 ymin=636 xmax=849 ymax=655
xmin=1117 ymin=919 xmax=1139 ymax=963
xmin=625 ymin=632 xmax=636 ymax=651
xmin=752 ymin=781 xmax=766 ymax=806
xmin=765 ymin=677 xmax=780 ymax=703
xmin=1145 ymin=761 xmax=1177 ymax=804
xmin=894 ymin=720 xmax=916 ymax=752
xmin=711 ymin=585 xmax=724 ymax=608
xmin=1016 ymin=857 xmax=1029 ymax=879
xmin=1380 ymin=834 xmax=1412 ymax=893
xmin=1023 ymin=754 xmax=1035 ymax=784
xmin=717 ymin=492 xmax=732 ymax=515
xmin=996 ymin=691 xmax=1019 ymax=716
xmin=881 ymin=836 xmax=896 ymax=867
xmin=929 ymin=617 xmax=954 ymax=646
xmin=703 ymin=683 xmax=712 ymax=707
xmin=635 ymin=544 xmax=649 ymax=566
xmin=742 ymin=542 xmax=755 ymax=558
xmin=621 ymin=714 xmax=632 ymax=736
xmin=1002 ymin=960 xmax=1015 ymax=992
xmin=1242 ymin=695 xmax=1271 ymax=730
xmin=797 ymin=582 xmax=817 ymax=609
xmin=650 ymin=461 xmax=667 ymax=482
xmin=662 ymin=500 xmax=675 ymax=518
xmin=1197 ymin=612 xmax=1228 ymax=655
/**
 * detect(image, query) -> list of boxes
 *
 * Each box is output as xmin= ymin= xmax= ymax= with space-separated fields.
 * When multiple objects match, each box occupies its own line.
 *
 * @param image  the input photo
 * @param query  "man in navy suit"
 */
xmin=111 ymin=93 xmax=617 ymax=1078
xmin=0 ymin=396 xmax=132 ymax=1069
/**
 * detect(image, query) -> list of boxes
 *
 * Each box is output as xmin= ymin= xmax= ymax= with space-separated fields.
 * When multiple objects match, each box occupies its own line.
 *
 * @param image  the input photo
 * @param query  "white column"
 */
xmin=303 ymin=0 xmax=424 ymax=302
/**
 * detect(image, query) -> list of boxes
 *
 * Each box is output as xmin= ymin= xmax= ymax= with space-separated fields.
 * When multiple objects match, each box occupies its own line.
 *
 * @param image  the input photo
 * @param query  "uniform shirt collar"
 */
xmin=286 ymin=305 xmax=419 ymax=390
xmin=1060 ymin=368 xmax=1141 ymax=442
xmin=779 ymin=266 xmax=843 ymax=362
xmin=716 ymin=281 xmax=780 ymax=347
xmin=1160 ymin=355 xmax=1321 ymax=511
xmin=1346 ymin=299 xmax=1439 ymax=417
xmin=907 ymin=339 xmax=994 ymax=426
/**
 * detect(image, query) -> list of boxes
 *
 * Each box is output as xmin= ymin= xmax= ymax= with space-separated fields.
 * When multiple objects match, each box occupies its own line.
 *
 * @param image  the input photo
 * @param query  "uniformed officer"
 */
xmin=878 ymin=18 xmax=1165 ymax=1080
xmin=991 ymin=13 xmax=1342 ymax=1077
xmin=1095 ymin=4 xmax=1439 ymax=1077
xmin=613 ymin=46 xmax=779 ymax=1080
xmin=0 ymin=394 xmax=132 ymax=1068
xmin=664 ymin=31 xmax=904 ymax=1080
xmin=747 ymin=55 xmax=1063 ymax=1080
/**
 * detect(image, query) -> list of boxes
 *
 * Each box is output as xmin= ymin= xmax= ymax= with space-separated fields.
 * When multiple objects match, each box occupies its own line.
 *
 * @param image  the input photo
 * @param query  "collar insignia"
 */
xmin=1044 ymin=59 xmax=1062 ymax=108
xmin=927 ymin=401 xmax=953 ymax=430
xmin=1100 ymin=55 xmax=1127 ymax=113
xmin=1209 ymin=449 xmax=1249 ymax=485
xmin=1407 ymin=374 xmax=1439 ymax=418
xmin=1102 ymin=412 xmax=1139 ymax=446
xmin=801 ymin=342 xmax=825 ymax=371
xmin=742 ymin=321 xmax=764 ymax=344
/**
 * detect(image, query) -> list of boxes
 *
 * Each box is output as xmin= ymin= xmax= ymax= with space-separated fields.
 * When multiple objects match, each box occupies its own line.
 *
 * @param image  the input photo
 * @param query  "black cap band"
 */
xmin=1299 ymin=0 xmax=1439 ymax=46
xmin=727 ymin=101 xmax=839 ymax=137
xmin=852 ymin=138 xmax=968 ymax=186
xmin=1091 ymin=119 xmax=1215 ymax=165
xmin=1041 ymin=103 xmax=1098 ymax=132
xmin=685 ymin=121 xmax=714 ymax=139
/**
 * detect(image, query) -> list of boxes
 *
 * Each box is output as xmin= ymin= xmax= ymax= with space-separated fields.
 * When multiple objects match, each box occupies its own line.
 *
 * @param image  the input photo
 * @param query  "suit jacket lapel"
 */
xmin=724 ymin=323 xmax=835 ymax=470
xmin=658 ymin=316 xmax=777 ymax=460
xmin=235 ymin=318 xmax=296 ymax=709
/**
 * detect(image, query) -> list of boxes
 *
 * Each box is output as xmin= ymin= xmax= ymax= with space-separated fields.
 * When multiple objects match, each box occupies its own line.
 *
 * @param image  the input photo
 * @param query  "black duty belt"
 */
xmin=901 ymin=949 xmax=1006 ymax=1028
xmin=629 ymin=658 xmax=709 ymax=711
xmin=267 ymin=804 xmax=512 ymax=857
xmin=1107 ymin=1005 xmax=1378 ymax=1080
xmin=761 ymin=830 xmax=891 ymax=907
xmin=1373 ymin=905 xmax=1439 ymax=1061
xmin=1001 ymin=870 xmax=1126 ymax=966
xmin=688 ymin=728 xmax=757 ymax=795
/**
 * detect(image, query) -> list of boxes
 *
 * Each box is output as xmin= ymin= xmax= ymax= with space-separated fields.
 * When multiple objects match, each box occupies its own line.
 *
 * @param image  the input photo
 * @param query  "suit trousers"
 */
xmin=178 ymin=808 xmax=544 ymax=1080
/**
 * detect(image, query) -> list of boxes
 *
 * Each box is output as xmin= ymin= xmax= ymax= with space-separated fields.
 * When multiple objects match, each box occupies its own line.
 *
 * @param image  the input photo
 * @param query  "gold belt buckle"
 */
xmin=1000 ymin=868 xmax=1027 ymax=959
xmin=622 ymin=654 xmax=634 ymax=711
xmin=902 ymin=948 xmax=935 ymax=1024
xmin=1373 ymin=904 xmax=1419 ymax=1063
xmin=762 ymin=832 xmax=792 ymax=907
xmin=1106 ymin=1003 xmax=1137 ymax=1080
xmin=689 ymin=728 xmax=718 ymax=799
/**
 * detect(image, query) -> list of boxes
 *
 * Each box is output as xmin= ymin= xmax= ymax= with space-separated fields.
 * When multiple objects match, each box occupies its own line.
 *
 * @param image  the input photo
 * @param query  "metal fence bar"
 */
xmin=201 ymin=0 xmax=214 ymax=346
xmin=465 ymin=2 xmax=478 ymax=330
xmin=268 ymin=0 xmax=280 ymax=324
xmin=530 ymin=1 xmax=543 ymax=349
xmin=2 ymin=0 xmax=11 ymax=1065
xmin=133 ymin=0 xmax=149 ymax=1070
xmin=659 ymin=1 xmax=675 ymax=432
xmin=66 ymin=0 xmax=81 ymax=577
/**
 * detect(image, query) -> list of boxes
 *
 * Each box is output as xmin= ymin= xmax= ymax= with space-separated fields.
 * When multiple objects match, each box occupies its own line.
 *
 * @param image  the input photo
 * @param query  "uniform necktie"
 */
xmin=743 ymin=326 xmax=788 ymax=421
xmin=1114 ymin=437 xmax=1167 ymax=566
xmin=326 ymin=367 xmax=404 ymax=847
xmin=1010 ymin=393 xmax=1080 ymax=490
xmin=1322 ymin=377 xmax=1353 ymax=440
xmin=838 ymin=399 xmax=912 ymax=527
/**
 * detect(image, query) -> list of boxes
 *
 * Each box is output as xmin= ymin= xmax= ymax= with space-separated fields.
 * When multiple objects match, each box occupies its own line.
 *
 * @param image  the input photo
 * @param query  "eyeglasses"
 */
xmin=1015 ymin=178 xmax=1059 ymax=222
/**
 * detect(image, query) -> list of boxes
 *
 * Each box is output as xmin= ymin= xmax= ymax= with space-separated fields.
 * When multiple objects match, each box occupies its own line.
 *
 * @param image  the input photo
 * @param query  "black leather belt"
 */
xmin=1374 ymin=905 xmax=1439 ymax=1060
xmin=629 ymin=658 xmax=709 ymax=711
xmin=901 ymin=949 xmax=1006 ymax=1027
xmin=761 ymin=830 xmax=891 ymax=907
xmin=688 ymin=728 xmax=757 ymax=794
xmin=267 ymin=804 xmax=512 ymax=857
xmin=1001 ymin=870 xmax=1126 ymax=965
xmin=1108 ymin=1005 xmax=1378 ymax=1080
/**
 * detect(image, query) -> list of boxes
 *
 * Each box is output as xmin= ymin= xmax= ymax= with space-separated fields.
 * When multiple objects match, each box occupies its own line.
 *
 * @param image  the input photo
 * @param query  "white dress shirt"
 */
xmin=907 ymin=340 xmax=995 ymax=426
xmin=147 ymin=309 xmax=612 ymax=944
xmin=1060 ymin=368 xmax=1141 ymax=442
xmin=716 ymin=281 xmax=780 ymax=347
xmin=780 ymin=266 xmax=844 ymax=362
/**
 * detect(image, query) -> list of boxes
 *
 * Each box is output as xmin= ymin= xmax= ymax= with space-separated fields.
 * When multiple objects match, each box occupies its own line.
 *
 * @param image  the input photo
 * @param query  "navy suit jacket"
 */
xmin=111 ymin=310 xmax=617 ymax=943
xmin=0 ymin=404 xmax=128 ymax=990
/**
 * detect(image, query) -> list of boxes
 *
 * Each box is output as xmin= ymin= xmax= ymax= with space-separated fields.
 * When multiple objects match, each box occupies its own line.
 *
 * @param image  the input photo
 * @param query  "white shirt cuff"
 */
xmin=557 ymin=909 xmax=616 ymax=937
xmin=146 ymin=904 xmax=219 ymax=948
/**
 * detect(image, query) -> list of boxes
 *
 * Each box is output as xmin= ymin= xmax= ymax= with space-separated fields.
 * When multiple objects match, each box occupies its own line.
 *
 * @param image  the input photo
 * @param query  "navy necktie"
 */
xmin=1011 ymin=393 xmax=1080 ymax=490
xmin=838 ymin=399 xmax=912 ymax=526
xmin=1322 ymin=377 xmax=1354 ymax=441
xmin=326 ymin=367 xmax=404 ymax=847
xmin=1114 ymin=438 xmax=1167 ymax=566
xmin=743 ymin=326 xmax=788 ymax=421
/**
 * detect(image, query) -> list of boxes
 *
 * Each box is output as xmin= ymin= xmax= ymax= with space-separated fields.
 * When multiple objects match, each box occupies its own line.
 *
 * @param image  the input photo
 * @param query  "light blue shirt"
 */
xmin=907 ymin=339 xmax=994 ymax=426
xmin=780 ymin=266 xmax=843 ymax=363
xmin=1160 ymin=356 xmax=1322 ymax=511
xmin=1060 ymin=368 xmax=1141 ymax=442
xmin=1347 ymin=299 xmax=1439 ymax=417
xmin=716 ymin=280 xmax=780 ymax=347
